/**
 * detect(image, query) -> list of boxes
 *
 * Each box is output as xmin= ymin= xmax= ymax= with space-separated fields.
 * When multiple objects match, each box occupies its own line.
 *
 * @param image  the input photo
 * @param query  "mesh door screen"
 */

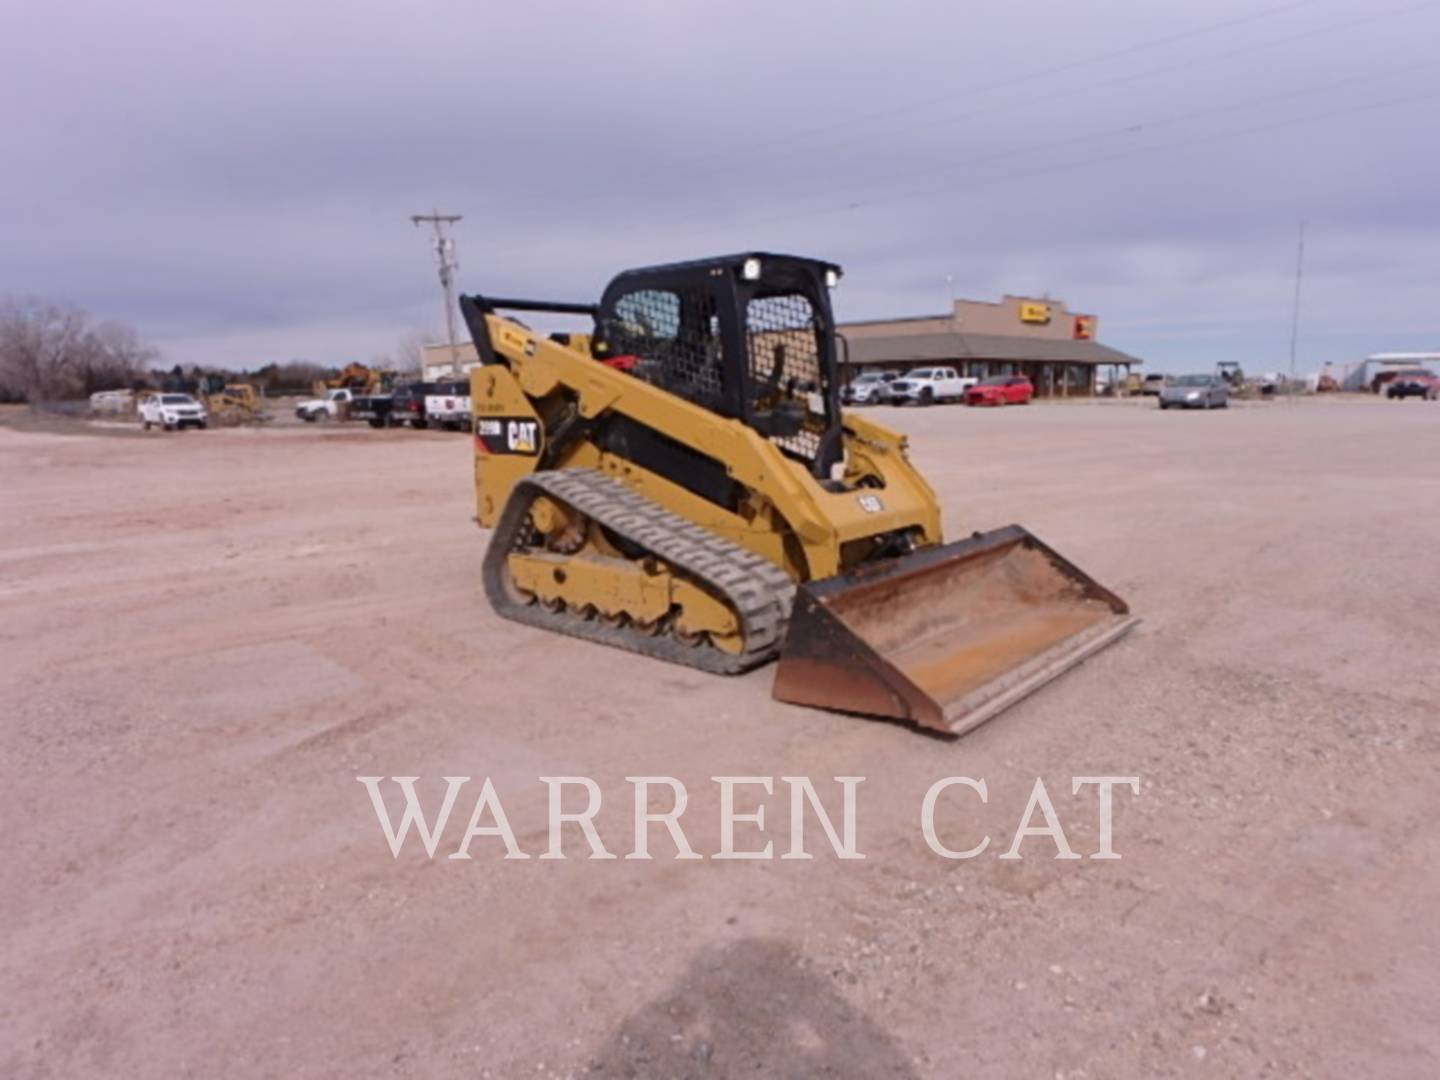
xmin=746 ymin=293 xmax=826 ymax=460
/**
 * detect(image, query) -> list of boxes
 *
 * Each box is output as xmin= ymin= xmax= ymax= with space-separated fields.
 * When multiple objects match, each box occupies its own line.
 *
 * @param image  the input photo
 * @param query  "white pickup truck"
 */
xmin=887 ymin=367 xmax=976 ymax=406
xmin=295 ymin=388 xmax=354 ymax=422
xmin=139 ymin=392 xmax=208 ymax=430
xmin=423 ymin=379 xmax=472 ymax=431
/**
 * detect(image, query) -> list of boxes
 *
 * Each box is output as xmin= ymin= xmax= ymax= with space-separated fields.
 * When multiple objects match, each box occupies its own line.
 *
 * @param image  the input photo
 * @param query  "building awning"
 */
xmin=845 ymin=330 xmax=1143 ymax=367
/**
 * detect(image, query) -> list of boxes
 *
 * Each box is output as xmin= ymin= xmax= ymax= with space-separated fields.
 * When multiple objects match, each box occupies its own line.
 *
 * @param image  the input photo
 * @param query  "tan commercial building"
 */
xmin=420 ymin=342 xmax=481 ymax=381
xmin=423 ymin=293 xmax=1144 ymax=397
xmin=841 ymin=294 xmax=1142 ymax=397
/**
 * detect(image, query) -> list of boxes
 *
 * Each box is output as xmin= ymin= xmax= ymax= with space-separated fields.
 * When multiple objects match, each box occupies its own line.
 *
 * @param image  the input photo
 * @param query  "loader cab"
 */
xmin=595 ymin=253 xmax=846 ymax=478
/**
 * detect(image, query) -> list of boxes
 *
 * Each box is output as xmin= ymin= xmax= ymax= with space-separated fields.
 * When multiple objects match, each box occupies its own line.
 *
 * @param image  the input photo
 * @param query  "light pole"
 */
xmin=1287 ymin=220 xmax=1307 ymax=392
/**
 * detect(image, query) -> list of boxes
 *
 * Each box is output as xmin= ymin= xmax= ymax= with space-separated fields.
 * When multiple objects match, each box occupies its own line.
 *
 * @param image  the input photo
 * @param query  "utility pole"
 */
xmin=1287 ymin=219 xmax=1307 ymax=391
xmin=410 ymin=210 xmax=463 ymax=377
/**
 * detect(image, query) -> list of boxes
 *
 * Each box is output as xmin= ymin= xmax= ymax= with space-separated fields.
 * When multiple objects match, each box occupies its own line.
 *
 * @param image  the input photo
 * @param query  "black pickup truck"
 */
xmin=348 ymin=392 xmax=395 ymax=428
xmin=389 ymin=382 xmax=440 ymax=429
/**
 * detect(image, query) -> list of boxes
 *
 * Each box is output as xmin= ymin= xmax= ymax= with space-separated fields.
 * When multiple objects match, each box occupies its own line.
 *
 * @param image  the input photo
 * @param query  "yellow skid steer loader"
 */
xmin=463 ymin=254 xmax=1136 ymax=735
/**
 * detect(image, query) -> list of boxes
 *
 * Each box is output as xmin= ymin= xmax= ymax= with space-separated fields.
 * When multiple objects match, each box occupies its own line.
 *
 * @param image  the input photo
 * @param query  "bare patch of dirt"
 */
xmin=2 ymin=399 xmax=1437 ymax=1078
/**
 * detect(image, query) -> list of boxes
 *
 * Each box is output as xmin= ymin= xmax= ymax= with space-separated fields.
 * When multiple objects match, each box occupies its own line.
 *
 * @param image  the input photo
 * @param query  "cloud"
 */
xmin=1 ymin=0 xmax=1437 ymax=373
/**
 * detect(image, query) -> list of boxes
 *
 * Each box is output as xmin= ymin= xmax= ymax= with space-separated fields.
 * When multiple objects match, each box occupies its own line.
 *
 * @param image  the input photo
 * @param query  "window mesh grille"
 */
xmin=604 ymin=287 xmax=725 ymax=409
xmin=746 ymin=293 xmax=826 ymax=461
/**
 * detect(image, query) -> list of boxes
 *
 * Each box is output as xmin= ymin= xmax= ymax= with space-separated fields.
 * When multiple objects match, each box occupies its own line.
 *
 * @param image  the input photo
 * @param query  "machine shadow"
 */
xmin=580 ymin=937 xmax=922 ymax=1078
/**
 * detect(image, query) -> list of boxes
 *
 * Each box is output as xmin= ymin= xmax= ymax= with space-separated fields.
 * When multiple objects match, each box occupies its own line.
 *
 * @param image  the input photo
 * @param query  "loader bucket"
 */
xmin=772 ymin=525 xmax=1139 ymax=735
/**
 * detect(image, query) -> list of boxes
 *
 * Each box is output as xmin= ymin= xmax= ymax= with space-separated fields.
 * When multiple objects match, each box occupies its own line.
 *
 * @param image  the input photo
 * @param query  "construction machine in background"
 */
xmin=201 ymin=381 xmax=270 ymax=425
xmin=159 ymin=373 xmax=269 ymax=425
xmin=311 ymin=362 xmax=397 ymax=398
xmin=463 ymin=254 xmax=1138 ymax=736
xmin=1216 ymin=361 xmax=1247 ymax=393
xmin=1216 ymin=361 xmax=1243 ymax=386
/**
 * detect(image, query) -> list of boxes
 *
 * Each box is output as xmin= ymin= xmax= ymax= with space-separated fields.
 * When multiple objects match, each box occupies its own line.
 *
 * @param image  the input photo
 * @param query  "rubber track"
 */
xmin=483 ymin=469 xmax=797 ymax=674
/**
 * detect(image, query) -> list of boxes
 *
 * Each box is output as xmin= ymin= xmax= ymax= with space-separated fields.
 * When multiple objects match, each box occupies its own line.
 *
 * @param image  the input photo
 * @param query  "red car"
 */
xmin=965 ymin=375 xmax=1034 ymax=406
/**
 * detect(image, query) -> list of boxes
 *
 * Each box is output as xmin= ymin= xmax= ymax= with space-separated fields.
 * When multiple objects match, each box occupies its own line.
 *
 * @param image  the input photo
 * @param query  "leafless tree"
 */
xmin=247 ymin=359 xmax=333 ymax=394
xmin=81 ymin=321 xmax=159 ymax=393
xmin=0 ymin=298 xmax=158 ymax=402
xmin=392 ymin=328 xmax=435 ymax=375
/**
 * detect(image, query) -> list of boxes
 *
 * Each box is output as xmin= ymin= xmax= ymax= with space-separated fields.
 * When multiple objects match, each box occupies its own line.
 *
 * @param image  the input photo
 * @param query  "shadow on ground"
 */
xmin=581 ymin=938 xmax=920 ymax=1078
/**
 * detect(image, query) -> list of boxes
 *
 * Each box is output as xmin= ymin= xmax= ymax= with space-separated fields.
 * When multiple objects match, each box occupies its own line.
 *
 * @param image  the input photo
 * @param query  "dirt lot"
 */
xmin=3 ymin=397 xmax=1437 ymax=1078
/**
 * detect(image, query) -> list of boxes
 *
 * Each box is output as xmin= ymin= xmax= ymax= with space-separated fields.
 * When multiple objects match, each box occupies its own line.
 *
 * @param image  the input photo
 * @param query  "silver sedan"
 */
xmin=1159 ymin=375 xmax=1229 ymax=410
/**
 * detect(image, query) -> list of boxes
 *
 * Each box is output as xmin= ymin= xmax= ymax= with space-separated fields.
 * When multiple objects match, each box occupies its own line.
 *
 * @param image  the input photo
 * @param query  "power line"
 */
xmin=760 ymin=0 xmax=1438 ymax=177
xmin=480 ymin=80 xmax=1437 ymax=285
xmin=717 ymin=1 xmax=1321 ymax=152
xmin=517 ymin=0 xmax=1436 ymax=223
xmin=673 ymin=84 xmax=1440 ymax=241
xmin=507 ymin=0 xmax=1325 ymax=211
xmin=654 ymin=58 xmax=1434 ymax=236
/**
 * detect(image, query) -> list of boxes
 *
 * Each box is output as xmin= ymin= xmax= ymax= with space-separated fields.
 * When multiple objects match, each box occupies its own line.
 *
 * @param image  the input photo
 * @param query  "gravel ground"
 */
xmin=2 ymin=396 xmax=1437 ymax=1078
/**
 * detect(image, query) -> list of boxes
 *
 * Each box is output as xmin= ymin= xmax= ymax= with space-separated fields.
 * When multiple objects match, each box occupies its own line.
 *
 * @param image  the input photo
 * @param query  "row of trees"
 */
xmin=0 ymin=298 xmax=158 ymax=403
xmin=0 ymin=296 xmax=434 ymax=403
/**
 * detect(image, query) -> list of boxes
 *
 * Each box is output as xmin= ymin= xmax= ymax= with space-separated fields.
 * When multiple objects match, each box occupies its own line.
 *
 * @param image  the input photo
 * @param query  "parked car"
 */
xmin=348 ymin=392 xmax=395 ymax=428
xmin=888 ymin=367 xmax=973 ymax=406
xmin=1159 ymin=374 xmax=1229 ymax=410
xmin=139 ymin=392 xmax=208 ymax=431
xmin=1140 ymin=373 xmax=1169 ymax=395
xmin=1383 ymin=369 xmax=1439 ymax=400
xmin=389 ymin=382 xmax=440 ymax=428
xmin=842 ymin=370 xmax=899 ymax=406
xmin=295 ymin=387 xmax=355 ymax=422
xmin=424 ymin=379 xmax=472 ymax=430
xmin=964 ymin=375 xmax=1034 ymax=407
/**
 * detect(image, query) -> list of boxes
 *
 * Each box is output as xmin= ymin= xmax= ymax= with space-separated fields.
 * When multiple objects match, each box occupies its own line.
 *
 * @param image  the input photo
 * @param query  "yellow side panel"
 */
xmin=470 ymin=365 xmax=544 ymax=527
xmin=473 ymin=312 xmax=951 ymax=582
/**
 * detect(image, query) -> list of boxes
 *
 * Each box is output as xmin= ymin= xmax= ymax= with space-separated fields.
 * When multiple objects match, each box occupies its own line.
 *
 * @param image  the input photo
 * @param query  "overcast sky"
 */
xmin=3 ymin=0 xmax=1437 ymax=374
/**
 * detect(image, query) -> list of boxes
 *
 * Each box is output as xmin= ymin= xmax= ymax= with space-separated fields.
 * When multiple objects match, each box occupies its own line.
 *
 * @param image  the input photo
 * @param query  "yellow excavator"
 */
xmin=463 ymin=253 xmax=1137 ymax=735
xmin=311 ymin=362 xmax=396 ymax=398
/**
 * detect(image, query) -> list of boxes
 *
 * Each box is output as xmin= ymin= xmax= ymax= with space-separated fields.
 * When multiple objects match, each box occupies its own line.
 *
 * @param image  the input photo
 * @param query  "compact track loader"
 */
xmin=202 ymin=382 xmax=269 ymax=426
xmin=463 ymin=254 xmax=1137 ymax=735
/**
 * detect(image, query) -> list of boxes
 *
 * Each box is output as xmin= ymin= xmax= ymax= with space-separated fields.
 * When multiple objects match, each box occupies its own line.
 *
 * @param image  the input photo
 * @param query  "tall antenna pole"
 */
xmin=1287 ymin=219 xmax=1306 ymax=388
xmin=410 ymin=210 xmax=463 ymax=377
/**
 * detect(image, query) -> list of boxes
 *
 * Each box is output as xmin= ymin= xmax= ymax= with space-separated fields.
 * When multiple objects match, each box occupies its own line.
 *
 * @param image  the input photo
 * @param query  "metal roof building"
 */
xmin=840 ymin=294 xmax=1144 ymax=397
xmin=1319 ymin=353 xmax=1440 ymax=392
